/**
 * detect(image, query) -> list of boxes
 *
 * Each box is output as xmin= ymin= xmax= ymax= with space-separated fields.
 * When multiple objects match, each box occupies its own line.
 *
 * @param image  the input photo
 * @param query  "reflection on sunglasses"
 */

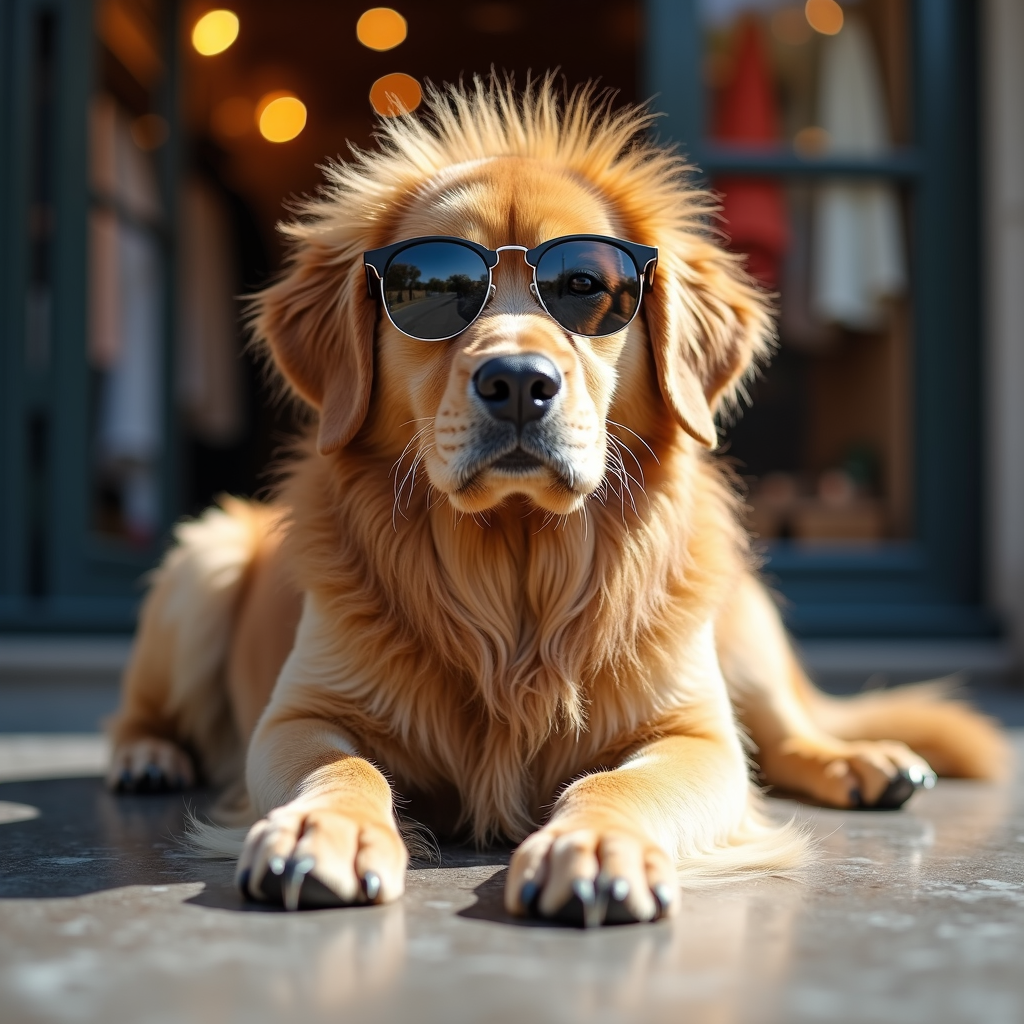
xmin=535 ymin=240 xmax=640 ymax=338
xmin=383 ymin=243 xmax=492 ymax=340
xmin=365 ymin=235 xmax=656 ymax=342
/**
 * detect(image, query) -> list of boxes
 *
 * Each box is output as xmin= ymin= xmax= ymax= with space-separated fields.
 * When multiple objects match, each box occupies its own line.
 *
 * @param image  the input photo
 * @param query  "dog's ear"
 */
xmin=253 ymin=244 xmax=376 ymax=454
xmin=643 ymin=242 xmax=772 ymax=449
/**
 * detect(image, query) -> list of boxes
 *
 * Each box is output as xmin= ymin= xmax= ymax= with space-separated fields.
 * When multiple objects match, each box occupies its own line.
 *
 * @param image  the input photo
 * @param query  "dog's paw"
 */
xmin=764 ymin=736 xmax=937 ymax=810
xmin=237 ymin=802 xmax=408 ymax=911
xmin=505 ymin=823 xmax=677 ymax=927
xmin=107 ymin=737 xmax=195 ymax=794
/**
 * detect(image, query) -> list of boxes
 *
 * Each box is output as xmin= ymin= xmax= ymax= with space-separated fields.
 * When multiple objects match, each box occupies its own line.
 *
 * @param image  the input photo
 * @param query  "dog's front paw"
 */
xmin=505 ymin=822 xmax=677 ymax=927
xmin=237 ymin=802 xmax=408 ymax=911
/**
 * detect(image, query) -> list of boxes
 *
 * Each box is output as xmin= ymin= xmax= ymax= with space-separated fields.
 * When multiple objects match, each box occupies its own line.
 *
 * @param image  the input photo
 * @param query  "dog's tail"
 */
xmin=670 ymin=789 xmax=812 ymax=888
xmin=805 ymin=678 xmax=1012 ymax=781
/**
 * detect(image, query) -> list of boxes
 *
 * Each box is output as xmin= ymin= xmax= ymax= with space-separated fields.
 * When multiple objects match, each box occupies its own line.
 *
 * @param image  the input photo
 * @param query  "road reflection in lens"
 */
xmin=385 ymin=242 xmax=490 ymax=340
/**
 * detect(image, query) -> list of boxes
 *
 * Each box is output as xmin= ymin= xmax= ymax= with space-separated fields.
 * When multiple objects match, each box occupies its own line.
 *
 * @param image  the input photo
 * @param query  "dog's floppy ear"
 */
xmin=253 ymin=243 xmax=376 ymax=454
xmin=643 ymin=242 xmax=773 ymax=449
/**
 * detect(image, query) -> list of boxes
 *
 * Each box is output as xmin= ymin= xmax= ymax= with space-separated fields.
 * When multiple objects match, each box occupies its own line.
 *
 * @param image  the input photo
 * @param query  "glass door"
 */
xmin=646 ymin=0 xmax=991 ymax=636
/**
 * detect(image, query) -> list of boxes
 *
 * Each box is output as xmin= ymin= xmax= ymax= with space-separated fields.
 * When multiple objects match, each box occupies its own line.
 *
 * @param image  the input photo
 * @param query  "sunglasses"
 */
xmin=363 ymin=234 xmax=658 ymax=342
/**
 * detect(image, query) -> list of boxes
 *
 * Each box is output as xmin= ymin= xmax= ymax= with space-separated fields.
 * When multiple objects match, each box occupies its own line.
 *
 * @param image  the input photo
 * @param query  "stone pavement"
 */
xmin=1 ymin=734 xmax=1023 ymax=1024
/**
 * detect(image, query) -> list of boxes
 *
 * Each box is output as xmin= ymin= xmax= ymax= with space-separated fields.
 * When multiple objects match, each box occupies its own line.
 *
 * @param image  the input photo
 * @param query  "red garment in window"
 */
xmin=713 ymin=17 xmax=788 ymax=288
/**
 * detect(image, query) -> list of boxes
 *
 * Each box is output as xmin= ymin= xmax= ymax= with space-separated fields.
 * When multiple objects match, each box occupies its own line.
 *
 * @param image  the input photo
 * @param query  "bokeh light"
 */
xmin=805 ymin=0 xmax=844 ymax=36
xmin=191 ymin=9 xmax=239 ymax=55
xmin=793 ymin=125 xmax=831 ymax=155
xmin=257 ymin=93 xmax=307 ymax=142
xmin=356 ymin=9 xmax=408 ymax=51
xmin=369 ymin=73 xmax=422 ymax=116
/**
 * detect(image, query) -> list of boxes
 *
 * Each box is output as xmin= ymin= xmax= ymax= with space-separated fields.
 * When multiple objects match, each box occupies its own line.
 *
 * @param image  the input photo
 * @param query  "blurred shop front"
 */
xmin=0 ymin=1 xmax=1017 ymax=649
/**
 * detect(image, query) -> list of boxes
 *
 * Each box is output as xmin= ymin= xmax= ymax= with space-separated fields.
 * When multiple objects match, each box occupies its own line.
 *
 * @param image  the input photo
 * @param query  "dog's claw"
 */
xmin=599 ymin=876 xmax=640 ymax=926
xmin=283 ymin=856 xmax=316 ymax=912
xmin=361 ymin=870 xmax=381 ymax=903
xmin=548 ymin=877 xmax=601 ymax=929
xmin=519 ymin=880 xmax=540 ymax=915
xmin=854 ymin=766 xmax=936 ymax=811
xmin=242 ymin=854 xmax=367 ymax=910
xmin=652 ymin=883 xmax=674 ymax=919
xmin=116 ymin=762 xmax=189 ymax=795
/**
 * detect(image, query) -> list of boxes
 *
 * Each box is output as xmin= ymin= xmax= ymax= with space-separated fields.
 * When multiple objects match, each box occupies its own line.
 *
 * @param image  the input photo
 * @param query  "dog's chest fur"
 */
xmin=284 ymin=440 xmax=741 ymax=842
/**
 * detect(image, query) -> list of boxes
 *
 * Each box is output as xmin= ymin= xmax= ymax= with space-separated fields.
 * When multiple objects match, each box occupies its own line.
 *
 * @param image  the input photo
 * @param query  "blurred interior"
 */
xmin=87 ymin=0 xmax=911 ymax=549
xmin=704 ymin=0 xmax=913 ymax=546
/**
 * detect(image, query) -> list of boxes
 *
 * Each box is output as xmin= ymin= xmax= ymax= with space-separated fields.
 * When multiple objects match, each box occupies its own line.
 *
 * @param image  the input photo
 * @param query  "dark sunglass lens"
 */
xmin=534 ymin=241 xmax=640 ymax=337
xmin=383 ymin=242 xmax=489 ymax=340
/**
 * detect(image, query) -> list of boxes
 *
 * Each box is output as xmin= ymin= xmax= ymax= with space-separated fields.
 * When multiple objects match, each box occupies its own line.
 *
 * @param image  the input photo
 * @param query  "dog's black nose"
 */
xmin=473 ymin=354 xmax=562 ymax=428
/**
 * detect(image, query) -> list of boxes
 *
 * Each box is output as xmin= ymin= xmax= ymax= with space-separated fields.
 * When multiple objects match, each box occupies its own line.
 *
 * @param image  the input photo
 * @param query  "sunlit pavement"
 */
xmin=2 ymin=732 xmax=1024 ymax=1024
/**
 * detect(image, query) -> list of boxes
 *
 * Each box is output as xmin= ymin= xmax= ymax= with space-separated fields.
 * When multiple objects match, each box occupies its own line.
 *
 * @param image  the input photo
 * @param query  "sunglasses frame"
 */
xmin=363 ymin=234 xmax=658 ymax=343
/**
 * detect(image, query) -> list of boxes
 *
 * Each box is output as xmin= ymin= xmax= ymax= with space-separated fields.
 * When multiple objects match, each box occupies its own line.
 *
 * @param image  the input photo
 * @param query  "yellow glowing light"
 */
xmin=369 ymin=73 xmax=422 ymax=116
xmin=805 ymin=0 xmax=844 ymax=36
xmin=356 ymin=8 xmax=407 ymax=51
xmin=257 ymin=93 xmax=307 ymax=142
xmin=192 ymin=9 xmax=239 ymax=55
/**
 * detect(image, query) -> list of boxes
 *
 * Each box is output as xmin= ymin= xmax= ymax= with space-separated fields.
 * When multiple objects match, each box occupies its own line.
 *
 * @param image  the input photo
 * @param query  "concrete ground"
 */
xmin=1 ymin=727 xmax=1024 ymax=1024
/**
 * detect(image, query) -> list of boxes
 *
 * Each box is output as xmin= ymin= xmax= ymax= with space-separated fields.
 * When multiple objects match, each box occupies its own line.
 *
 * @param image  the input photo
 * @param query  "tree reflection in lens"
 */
xmin=384 ymin=242 xmax=490 ymax=340
xmin=535 ymin=241 xmax=639 ymax=337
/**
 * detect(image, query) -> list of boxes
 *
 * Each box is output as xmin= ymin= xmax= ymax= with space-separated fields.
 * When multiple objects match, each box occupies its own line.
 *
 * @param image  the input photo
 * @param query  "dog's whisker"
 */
xmin=402 ymin=445 xmax=432 ymax=511
xmin=390 ymin=425 xmax=431 ymax=479
xmin=608 ymin=435 xmax=647 ymax=491
xmin=392 ymin=430 xmax=435 ymax=529
xmin=606 ymin=439 xmax=648 ymax=519
xmin=603 ymin=448 xmax=629 ymax=522
xmin=607 ymin=419 xmax=659 ymax=465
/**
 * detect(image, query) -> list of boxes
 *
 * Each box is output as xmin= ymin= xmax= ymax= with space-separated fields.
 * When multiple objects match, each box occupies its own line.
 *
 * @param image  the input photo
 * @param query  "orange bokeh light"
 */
xmin=369 ymin=73 xmax=422 ymax=116
xmin=805 ymin=0 xmax=844 ymax=36
xmin=256 ymin=93 xmax=307 ymax=142
xmin=356 ymin=8 xmax=407 ymax=51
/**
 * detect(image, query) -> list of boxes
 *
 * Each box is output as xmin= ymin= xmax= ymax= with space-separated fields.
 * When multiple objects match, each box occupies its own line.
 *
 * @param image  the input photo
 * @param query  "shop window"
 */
xmin=699 ymin=0 xmax=914 ymax=546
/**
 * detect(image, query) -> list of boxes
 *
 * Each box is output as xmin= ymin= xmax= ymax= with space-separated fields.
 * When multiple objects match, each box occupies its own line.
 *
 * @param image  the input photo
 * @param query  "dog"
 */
xmin=107 ymin=79 xmax=1008 ymax=925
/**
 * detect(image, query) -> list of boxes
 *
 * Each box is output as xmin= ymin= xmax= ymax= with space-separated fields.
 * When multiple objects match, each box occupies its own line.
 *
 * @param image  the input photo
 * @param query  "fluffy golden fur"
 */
xmin=108 ymin=78 xmax=1009 ymax=924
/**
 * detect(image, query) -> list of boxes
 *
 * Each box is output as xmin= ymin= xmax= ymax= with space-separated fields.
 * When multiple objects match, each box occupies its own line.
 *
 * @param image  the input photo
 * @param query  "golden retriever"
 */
xmin=107 ymin=79 xmax=1008 ymax=925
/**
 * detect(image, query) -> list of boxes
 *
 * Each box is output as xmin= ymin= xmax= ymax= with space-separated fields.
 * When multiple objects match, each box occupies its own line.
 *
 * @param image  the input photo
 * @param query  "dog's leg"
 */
xmin=107 ymin=502 xmax=267 ymax=794
xmin=237 ymin=596 xmax=408 ymax=910
xmin=505 ymin=623 xmax=799 ymax=926
xmin=107 ymin=568 xmax=199 ymax=794
xmin=716 ymin=573 xmax=1006 ymax=810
